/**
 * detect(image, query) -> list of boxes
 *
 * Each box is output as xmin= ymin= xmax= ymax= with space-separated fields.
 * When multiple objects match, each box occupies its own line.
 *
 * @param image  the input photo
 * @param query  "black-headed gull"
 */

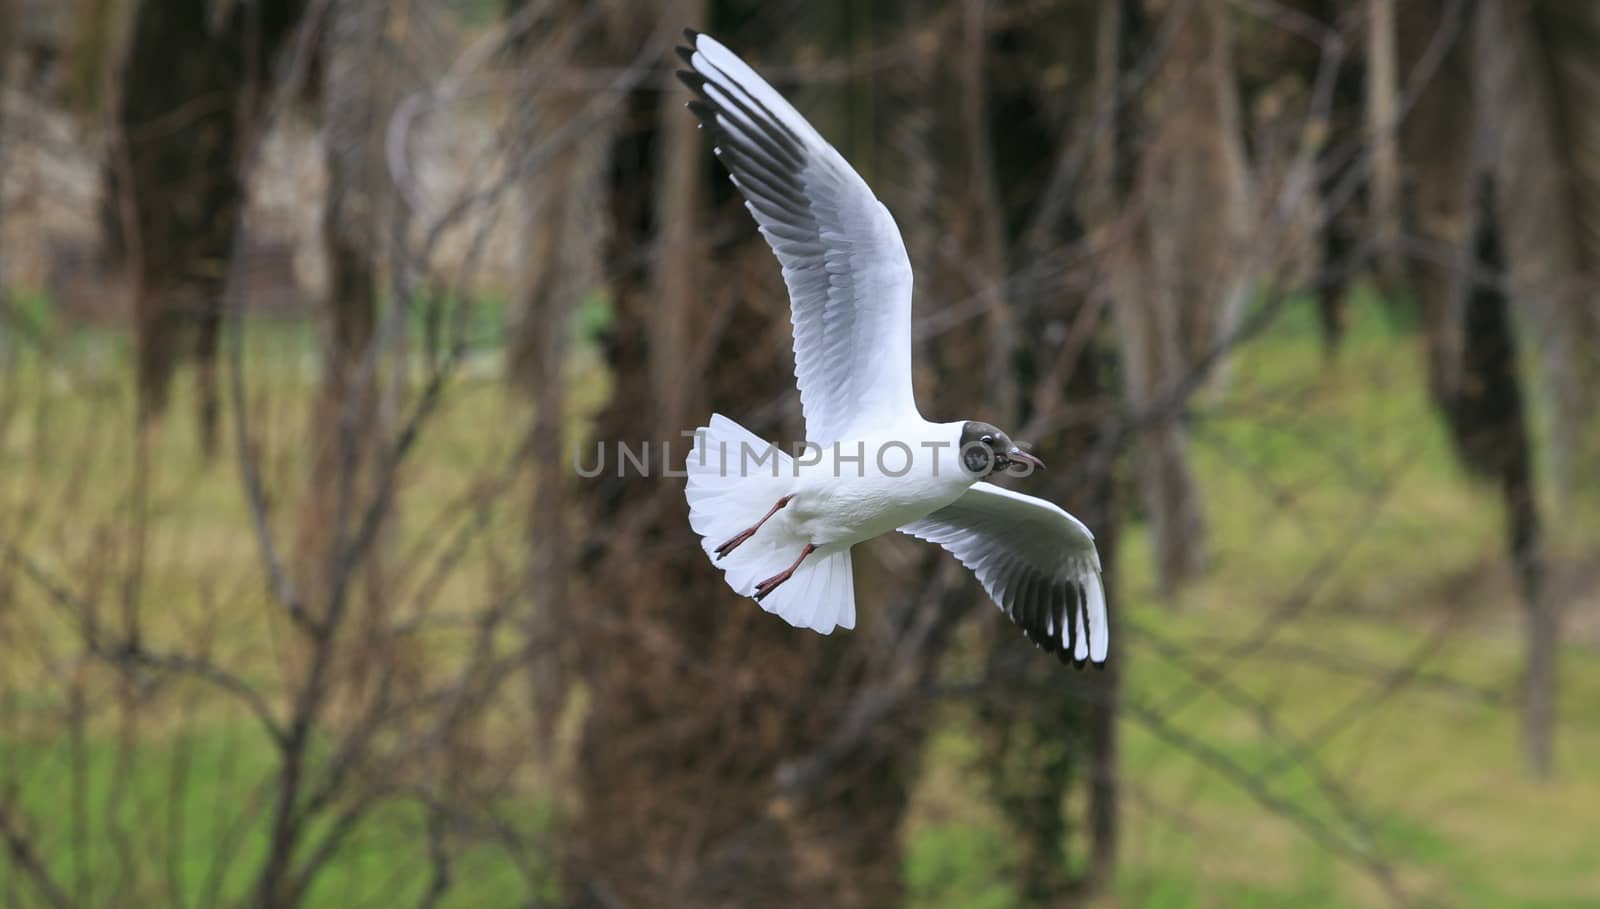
xmin=677 ymin=30 xmax=1108 ymax=667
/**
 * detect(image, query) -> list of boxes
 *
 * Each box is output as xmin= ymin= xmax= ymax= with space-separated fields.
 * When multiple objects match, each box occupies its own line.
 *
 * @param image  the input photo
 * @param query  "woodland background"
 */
xmin=0 ymin=0 xmax=1597 ymax=907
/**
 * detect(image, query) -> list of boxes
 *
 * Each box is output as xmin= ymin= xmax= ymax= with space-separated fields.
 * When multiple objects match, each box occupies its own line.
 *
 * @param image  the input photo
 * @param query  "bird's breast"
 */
xmin=788 ymin=438 xmax=973 ymax=547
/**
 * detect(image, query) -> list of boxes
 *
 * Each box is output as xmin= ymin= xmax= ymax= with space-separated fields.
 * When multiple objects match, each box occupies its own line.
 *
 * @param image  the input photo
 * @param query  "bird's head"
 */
xmin=959 ymin=421 xmax=1045 ymax=478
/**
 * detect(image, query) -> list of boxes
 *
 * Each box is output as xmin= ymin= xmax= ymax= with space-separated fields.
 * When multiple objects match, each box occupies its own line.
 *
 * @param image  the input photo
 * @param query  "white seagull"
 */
xmin=678 ymin=30 xmax=1109 ymax=667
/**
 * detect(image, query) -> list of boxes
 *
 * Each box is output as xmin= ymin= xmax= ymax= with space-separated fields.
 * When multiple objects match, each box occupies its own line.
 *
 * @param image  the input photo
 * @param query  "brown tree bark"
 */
xmin=1461 ymin=181 xmax=1551 ymax=780
xmin=296 ymin=0 xmax=398 ymax=614
xmin=963 ymin=1 xmax=1126 ymax=898
xmin=1308 ymin=1 xmax=1366 ymax=356
xmin=1232 ymin=0 xmax=1367 ymax=357
xmin=959 ymin=0 xmax=1018 ymax=417
xmin=1095 ymin=0 xmax=1217 ymax=600
xmin=0 ymin=0 xmax=10 ymax=299
xmin=504 ymin=0 xmax=615 ymax=761
xmin=561 ymin=4 xmax=1131 ymax=903
xmin=566 ymin=16 xmax=829 ymax=907
xmin=1402 ymin=0 xmax=1557 ymax=779
xmin=563 ymin=9 xmax=984 ymax=908
xmin=1468 ymin=0 xmax=1600 ymax=779
xmin=1397 ymin=1 xmax=1474 ymax=406
xmin=260 ymin=4 xmax=404 ymax=903
xmin=1474 ymin=0 xmax=1600 ymax=510
xmin=110 ymin=0 xmax=304 ymax=451
xmin=1366 ymin=0 xmax=1401 ymax=284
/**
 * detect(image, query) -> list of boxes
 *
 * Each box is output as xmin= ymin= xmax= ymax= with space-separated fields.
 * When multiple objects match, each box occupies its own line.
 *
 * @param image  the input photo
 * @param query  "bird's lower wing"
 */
xmin=899 ymin=482 xmax=1108 ymax=666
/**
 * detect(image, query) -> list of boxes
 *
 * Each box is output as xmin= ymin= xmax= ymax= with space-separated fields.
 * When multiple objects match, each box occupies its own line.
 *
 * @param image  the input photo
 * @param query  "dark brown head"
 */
xmin=959 ymin=421 xmax=1046 ymax=478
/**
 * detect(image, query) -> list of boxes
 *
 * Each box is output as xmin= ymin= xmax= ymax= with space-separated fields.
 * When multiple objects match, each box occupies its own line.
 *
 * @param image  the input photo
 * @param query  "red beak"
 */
xmin=1006 ymin=448 xmax=1045 ymax=472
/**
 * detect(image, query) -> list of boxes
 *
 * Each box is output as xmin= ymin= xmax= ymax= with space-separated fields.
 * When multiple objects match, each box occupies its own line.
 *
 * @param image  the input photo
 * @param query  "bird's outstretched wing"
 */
xmin=678 ymin=30 xmax=918 ymax=446
xmin=899 ymin=482 xmax=1109 ymax=667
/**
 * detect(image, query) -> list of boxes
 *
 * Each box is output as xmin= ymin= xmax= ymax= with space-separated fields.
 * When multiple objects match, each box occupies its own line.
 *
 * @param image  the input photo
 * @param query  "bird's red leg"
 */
xmin=753 ymin=543 xmax=816 ymax=602
xmin=714 ymin=494 xmax=794 ymax=560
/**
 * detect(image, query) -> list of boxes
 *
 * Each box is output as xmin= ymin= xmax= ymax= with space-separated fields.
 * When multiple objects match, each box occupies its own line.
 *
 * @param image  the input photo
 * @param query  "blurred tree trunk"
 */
xmin=0 ymin=0 xmax=8 ymax=89
xmin=503 ymin=0 xmax=614 ymax=758
xmin=1309 ymin=1 xmax=1366 ymax=356
xmin=296 ymin=0 xmax=409 ymax=623
xmin=1461 ymin=179 xmax=1550 ymax=779
xmin=984 ymin=368 xmax=1121 ymax=906
xmin=1474 ymin=0 xmax=1600 ymax=513
xmin=1471 ymin=0 xmax=1600 ymax=778
xmin=259 ymin=4 xmax=401 ymax=900
xmin=1077 ymin=7 xmax=1135 ymax=880
xmin=65 ymin=0 xmax=124 ymax=116
xmin=1233 ymin=0 xmax=1367 ymax=356
xmin=1397 ymin=2 xmax=1473 ymax=406
xmin=566 ymin=11 xmax=817 ymax=906
xmin=1366 ymin=0 xmax=1401 ymax=284
xmin=0 ymin=0 xmax=10 ymax=359
xmin=1179 ymin=0 xmax=1256 ymax=370
xmin=108 ymin=0 xmax=304 ymax=451
xmin=565 ymin=8 xmax=981 ymax=908
xmin=1095 ymin=0 xmax=1211 ymax=599
xmin=984 ymin=316 xmax=1121 ymax=904
xmin=959 ymin=0 xmax=1018 ymax=416
xmin=1402 ymin=0 xmax=1558 ymax=779
xmin=956 ymin=1 xmax=1123 ymax=900
xmin=0 ymin=0 xmax=9 ymax=297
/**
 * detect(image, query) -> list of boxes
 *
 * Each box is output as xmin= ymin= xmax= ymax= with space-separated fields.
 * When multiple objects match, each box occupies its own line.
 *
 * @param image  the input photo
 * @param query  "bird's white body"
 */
xmin=678 ymin=30 xmax=1109 ymax=665
xmin=785 ymin=420 xmax=973 ymax=548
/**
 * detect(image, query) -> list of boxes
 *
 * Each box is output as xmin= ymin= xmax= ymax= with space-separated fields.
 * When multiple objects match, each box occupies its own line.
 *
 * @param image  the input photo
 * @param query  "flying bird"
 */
xmin=677 ymin=30 xmax=1108 ymax=667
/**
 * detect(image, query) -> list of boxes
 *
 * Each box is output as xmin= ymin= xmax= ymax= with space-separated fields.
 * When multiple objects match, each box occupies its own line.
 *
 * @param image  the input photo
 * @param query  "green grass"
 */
xmin=3 ymin=729 xmax=544 ymax=906
xmin=3 ymin=290 xmax=1598 ymax=907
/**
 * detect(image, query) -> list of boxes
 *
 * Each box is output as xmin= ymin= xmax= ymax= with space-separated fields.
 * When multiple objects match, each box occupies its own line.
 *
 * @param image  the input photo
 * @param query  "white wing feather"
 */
xmin=900 ymin=482 xmax=1109 ymax=666
xmin=679 ymin=31 xmax=919 ymax=446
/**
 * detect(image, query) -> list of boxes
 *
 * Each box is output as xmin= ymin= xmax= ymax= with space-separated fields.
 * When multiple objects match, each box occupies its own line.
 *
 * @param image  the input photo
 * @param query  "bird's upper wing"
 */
xmin=678 ymin=30 xmax=918 ymax=446
xmin=899 ymin=482 xmax=1109 ymax=666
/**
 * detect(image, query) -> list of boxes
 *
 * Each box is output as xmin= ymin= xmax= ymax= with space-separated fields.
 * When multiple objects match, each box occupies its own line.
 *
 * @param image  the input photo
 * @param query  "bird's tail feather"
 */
xmin=685 ymin=414 xmax=856 ymax=633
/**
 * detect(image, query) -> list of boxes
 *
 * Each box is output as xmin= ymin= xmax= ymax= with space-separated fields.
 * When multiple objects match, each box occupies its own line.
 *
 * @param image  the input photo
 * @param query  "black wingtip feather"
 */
xmin=683 ymin=27 xmax=701 ymax=43
xmin=675 ymin=45 xmax=695 ymax=66
xmin=685 ymin=102 xmax=720 ymax=137
xmin=676 ymin=70 xmax=706 ymax=95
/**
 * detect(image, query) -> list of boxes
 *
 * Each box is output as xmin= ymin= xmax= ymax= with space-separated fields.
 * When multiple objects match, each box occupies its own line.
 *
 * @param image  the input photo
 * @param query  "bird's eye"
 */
xmin=981 ymin=434 xmax=994 ymax=446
